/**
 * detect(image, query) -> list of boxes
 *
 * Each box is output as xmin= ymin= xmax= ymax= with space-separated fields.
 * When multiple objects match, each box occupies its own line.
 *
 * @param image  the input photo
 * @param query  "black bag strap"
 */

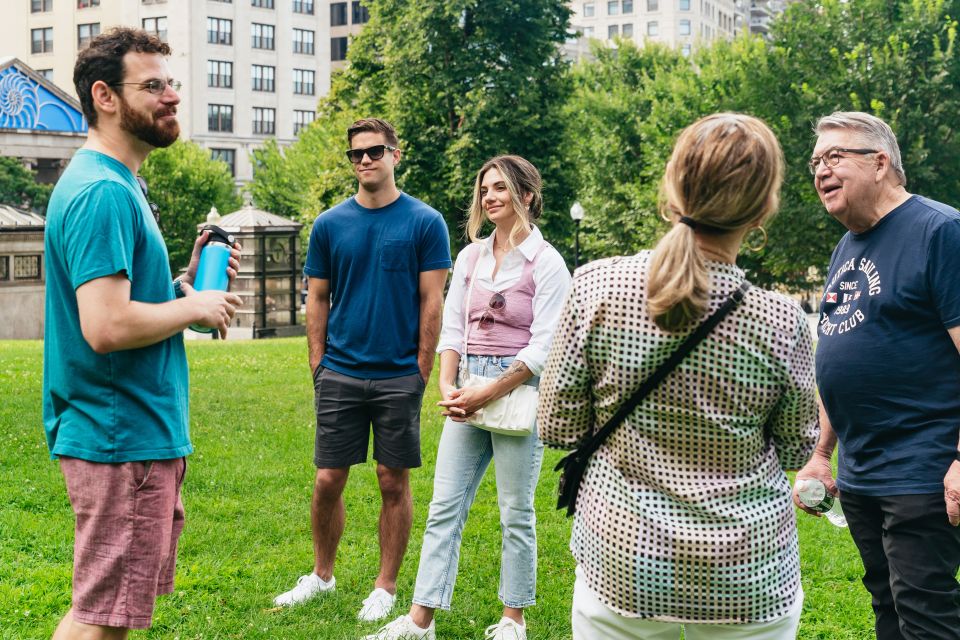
xmin=572 ymin=280 xmax=751 ymax=462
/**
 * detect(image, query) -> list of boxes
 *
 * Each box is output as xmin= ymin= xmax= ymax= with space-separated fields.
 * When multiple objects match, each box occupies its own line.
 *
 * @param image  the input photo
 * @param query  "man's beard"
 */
xmin=119 ymin=97 xmax=179 ymax=149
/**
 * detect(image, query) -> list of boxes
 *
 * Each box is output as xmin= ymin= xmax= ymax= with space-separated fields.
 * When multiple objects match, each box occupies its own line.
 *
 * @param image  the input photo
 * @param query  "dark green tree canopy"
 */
xmin=0 ymin=157 xmax=52 ymax=212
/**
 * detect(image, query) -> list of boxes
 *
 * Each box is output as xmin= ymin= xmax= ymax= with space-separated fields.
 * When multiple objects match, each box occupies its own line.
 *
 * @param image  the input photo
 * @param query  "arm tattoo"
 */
xmin=497 ymin=360 xmax=531 ymax=386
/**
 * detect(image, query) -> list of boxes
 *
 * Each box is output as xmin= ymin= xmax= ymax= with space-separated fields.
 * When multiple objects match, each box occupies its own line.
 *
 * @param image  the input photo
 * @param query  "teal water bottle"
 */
xmin=189 ymin=225 xmax=234 ymax=334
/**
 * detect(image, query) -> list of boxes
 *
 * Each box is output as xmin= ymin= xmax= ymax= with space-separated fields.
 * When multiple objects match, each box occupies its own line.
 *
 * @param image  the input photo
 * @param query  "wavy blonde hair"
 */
xmin=465 ymin=155 xmax=543 ymax=249
xmin=647 ymin=113 xmax=784 ymax=331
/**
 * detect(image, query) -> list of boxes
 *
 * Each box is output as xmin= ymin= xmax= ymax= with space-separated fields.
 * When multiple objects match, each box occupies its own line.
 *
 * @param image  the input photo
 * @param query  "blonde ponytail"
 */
xmin=647 ymin=113 xmax=783 ymax=331
xmin=647 ymin=222 xmax=710 ymax=331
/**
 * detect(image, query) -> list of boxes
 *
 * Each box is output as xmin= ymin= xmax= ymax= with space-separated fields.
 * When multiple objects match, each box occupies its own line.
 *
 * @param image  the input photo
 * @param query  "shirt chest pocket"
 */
xmin=380 ymin=239 xmax=414 ymax=272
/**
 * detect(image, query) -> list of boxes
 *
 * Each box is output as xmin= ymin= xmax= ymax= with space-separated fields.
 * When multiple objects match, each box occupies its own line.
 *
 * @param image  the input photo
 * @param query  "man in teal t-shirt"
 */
xmin=44 ymin=28 xmax=242 ymax=639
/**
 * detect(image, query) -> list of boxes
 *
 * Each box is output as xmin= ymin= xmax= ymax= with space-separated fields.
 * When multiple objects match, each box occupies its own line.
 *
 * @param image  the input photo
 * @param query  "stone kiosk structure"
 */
xmin=196 ymin=204 xmax=304 ymax=339
xmin=0 ymin=205 xmax=45 ymax=339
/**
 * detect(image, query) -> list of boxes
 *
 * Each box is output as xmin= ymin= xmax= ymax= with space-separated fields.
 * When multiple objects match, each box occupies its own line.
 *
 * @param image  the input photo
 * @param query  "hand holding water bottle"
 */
xmin=793 ymin=452 xmax=848 ymax=527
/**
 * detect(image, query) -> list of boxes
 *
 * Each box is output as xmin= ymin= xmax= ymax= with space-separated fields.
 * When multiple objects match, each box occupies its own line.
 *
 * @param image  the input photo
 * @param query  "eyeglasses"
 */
xmin=345 ymin=144 xmax=397 ymax=164
xmin=808 ymin=147 xmax=878 ymax=175
xmin=111 ymin=79 xmax=182 ymax=95
xmin=478 ymin=292 xmax=506 ymax=330
xmin=136 ymin=176 xmax=161 ymax=224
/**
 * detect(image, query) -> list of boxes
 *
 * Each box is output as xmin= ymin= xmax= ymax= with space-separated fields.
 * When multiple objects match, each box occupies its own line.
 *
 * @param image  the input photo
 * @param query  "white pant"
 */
xmin=572 ymin=568 xmax=803 ymax=640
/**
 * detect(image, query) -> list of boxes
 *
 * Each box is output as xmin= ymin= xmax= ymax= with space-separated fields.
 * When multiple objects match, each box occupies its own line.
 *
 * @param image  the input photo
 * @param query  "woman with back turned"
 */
xmin=539 ymin=113 xmax=818 ymax=639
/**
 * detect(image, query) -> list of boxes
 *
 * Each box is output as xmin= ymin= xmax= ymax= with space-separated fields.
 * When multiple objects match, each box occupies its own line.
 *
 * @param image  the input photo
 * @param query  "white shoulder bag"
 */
xmin=458 ymin=246 xmax=539 ymax=436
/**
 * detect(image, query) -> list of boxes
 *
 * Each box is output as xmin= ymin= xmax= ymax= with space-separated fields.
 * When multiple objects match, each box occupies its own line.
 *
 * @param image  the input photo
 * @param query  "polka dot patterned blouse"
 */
xmin=538 ymin=251 xmax=818 ymax=623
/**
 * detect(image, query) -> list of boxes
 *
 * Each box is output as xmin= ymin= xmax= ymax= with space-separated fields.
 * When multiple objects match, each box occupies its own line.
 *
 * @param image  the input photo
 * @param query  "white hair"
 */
xmin=814 ymin=111 xmax=906 ymax=186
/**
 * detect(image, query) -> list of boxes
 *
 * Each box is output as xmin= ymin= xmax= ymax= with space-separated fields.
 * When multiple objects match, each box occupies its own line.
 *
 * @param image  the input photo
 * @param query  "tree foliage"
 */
xmin=248 ymin=103 xmax=358 ymax=239
xmin=139 ymin=140 xmax=242 ymax=273
xmin=0 ymin=157 xmax=53 ymax=212
xmin=251 ymin=0 xmax=577 ymax=257
xmin=565 ymin=0 xmax=960 ymax=288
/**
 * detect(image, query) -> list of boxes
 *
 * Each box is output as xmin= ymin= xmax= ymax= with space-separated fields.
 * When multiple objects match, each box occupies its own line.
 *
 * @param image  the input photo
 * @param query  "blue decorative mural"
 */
xmin=0 ymin=64 xmax=86 ymax=133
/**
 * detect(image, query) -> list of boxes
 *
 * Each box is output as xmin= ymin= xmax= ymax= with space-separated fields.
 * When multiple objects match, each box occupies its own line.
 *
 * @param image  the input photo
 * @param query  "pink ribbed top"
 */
xmin=464 ymin=243 xmax=546 ymax=356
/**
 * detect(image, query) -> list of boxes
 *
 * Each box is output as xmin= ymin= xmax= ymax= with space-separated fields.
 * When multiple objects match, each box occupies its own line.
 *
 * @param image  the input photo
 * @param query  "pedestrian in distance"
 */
xmin=274 ymin=118 xmax=452 ymax=623
xmin=366 ymin=155 xmax=571 ymax=640
xmin=44 ymin=27 xmax=242 ymax=640
xmin=539 ymin=113 xmax=818 ymax=640
xmin=795 ymin=111 xmax=960 ymax=640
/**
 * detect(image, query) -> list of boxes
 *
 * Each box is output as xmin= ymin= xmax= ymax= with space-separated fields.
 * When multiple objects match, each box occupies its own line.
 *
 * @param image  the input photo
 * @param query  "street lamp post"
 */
xmin=570 ymin=201 xmax=585 ymax=268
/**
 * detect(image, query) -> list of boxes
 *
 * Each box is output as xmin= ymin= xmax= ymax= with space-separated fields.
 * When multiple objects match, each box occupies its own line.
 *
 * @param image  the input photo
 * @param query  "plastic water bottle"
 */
xmin=189 ymin=224 xmax=234 ymax=334
xmin=796 ymin=478 xmax=848 ymax=528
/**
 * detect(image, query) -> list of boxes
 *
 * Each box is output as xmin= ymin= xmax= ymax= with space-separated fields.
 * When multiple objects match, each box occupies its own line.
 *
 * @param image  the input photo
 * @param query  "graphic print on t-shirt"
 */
xmin=818 ymin=256 xmax=882 ymax=337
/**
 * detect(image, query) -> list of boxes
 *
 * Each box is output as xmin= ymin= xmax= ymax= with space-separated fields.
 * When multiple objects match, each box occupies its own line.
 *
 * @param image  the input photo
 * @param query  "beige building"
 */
xmin=569 ymin=0 xmax=746 ymax=55
xmin=2 ymin=0 xmax=368 ymax=183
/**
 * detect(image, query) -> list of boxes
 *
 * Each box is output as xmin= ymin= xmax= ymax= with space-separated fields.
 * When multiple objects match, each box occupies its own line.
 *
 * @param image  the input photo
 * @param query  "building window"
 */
xmin=681 ymin=43 xmax=691 ymax=56
xmin=0 ymin=256 xmax=8 ymax=281
xmin=207 ymin=60 xmax=233 ymax=88
xmin=293 ymin=69 xmax=315 ymax=95
xmin=251 ymin=23 xmax=275 ymax=49
xmin=679 ymin=19 xmax=691 ymax=35
xmin=31 ymin=0 xmax=53 ymax=12
xmin=293 ymin=28 xmax=315 ymax=54
xmin=207 ymin=18 xmax=233 ymax=45
xmin=607 ymin=0 xmax=619 ymax=15
xmin=647 ymin=0 xmax=658 ymax=10
xmin=331 ymin=36 xmax=348 ymax=61
xmin=77 ymin=0 xmax=100 ymax=8
xmin=583 ymin=2 xmax=595 ymax=17
xmin=13 ymin=255 xmax=41 ymax=281
xmin=647 ymin=20 xmax=658 ymax=35
xmin=293 ymin=0 xmax=314 ymax=14
xmin=77 ymin=23 xmax=100 ymax=48
xmin=208 ymin=104 xmax=233 ymax=132
xmin=210 ymin=148 xmax=236 ymax=176
xmin=622 ymin=22 xmax=633 ymax=37
xmin=251 ymin=64 xmax=275 ymax=92
xmin=294 ymin=110 xmax=315 ymax=134
xmin=622 ymin=0 xmax=633 ymax=12
xmin=253 ymin=107 xmax=276 ymax=135
xmin=142 ymin=17 xmax=167 ymax=42
xmin=582 ymin=26 xmax=594 ymax=37
xmin=608 ymin=24 xmax=618 ymax=38
xmin=37 ymin=68 xmax=53 ymax=80
xmin=331 ymin=2 xmax=347 ymax=26
xmin=31 ymin=28 xmax=53 ymax=54
xmin=352 ymin=1 xmax=369 ymax=24
xmin=251 ymin=0 xmax=274 ymax=7
xmin=679 ymin=0 xmax=690 ymax=9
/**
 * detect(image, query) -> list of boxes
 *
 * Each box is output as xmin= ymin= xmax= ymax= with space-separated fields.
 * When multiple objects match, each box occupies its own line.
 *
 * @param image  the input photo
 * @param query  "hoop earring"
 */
xmin=746 ymin=226 xmax=767 ymax=253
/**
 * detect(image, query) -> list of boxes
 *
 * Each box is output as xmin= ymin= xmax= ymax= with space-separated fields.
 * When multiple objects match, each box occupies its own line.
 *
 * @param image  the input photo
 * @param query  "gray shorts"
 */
xmin=313 ymin=367 xmax=426 ymax=469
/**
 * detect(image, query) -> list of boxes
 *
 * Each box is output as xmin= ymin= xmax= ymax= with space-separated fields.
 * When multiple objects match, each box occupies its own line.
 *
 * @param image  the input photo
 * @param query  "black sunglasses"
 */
xmin=136 ymin=176 xmax=161 ymax=224
xmin=345 ymin=144 xmax=397 ymax=164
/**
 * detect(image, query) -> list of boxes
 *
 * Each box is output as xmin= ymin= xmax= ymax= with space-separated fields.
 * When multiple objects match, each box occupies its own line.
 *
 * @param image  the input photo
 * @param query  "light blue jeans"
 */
xmin=412 ymin=355 xmax=545 ymax=610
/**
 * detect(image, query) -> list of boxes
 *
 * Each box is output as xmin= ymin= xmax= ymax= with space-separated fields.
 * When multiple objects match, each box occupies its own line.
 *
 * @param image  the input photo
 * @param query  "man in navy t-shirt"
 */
xmin=795 ymin=112 xmax=960 ymax=640
xmin=274 ymin=118 xmax=452 ymax=622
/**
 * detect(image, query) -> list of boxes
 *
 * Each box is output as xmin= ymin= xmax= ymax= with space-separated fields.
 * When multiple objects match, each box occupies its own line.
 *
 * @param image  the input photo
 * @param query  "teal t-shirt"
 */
xmin=42 ymin=149 xmax=191 ymax=463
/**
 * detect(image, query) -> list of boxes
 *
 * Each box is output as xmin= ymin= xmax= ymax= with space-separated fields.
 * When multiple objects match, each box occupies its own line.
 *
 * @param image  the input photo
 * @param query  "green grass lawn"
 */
xmin=1 ymin=338 xmax=877 ymax=639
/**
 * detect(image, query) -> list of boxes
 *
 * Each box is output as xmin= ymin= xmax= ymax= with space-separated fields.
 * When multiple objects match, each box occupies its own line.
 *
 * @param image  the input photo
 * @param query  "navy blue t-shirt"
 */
xmin=816 ymin=195 xmax=960 ymax=495
xmin=304 ymin=193 xmax=452 ymax=379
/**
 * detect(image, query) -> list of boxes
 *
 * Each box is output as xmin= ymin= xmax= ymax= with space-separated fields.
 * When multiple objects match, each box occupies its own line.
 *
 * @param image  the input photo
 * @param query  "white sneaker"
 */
xmin=484 ymin=617 xmax=526 ymax=640
xmin=272 ymin=573 xmax=335 ymax=607
xmin=358 ymin=587 xmax=397 ymax=621
xmin=363 ymin=615 xmax=436 ymax=640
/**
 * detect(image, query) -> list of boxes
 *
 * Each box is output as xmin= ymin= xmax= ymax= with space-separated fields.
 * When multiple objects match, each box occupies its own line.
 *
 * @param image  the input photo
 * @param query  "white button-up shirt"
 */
xmin=437 ymin=227 xmax=571 ymax=375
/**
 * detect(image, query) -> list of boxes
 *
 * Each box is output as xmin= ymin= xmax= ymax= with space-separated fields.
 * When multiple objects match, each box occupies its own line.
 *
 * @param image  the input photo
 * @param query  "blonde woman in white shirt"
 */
xmin=367 ymin=156 xmax=570 ymax=640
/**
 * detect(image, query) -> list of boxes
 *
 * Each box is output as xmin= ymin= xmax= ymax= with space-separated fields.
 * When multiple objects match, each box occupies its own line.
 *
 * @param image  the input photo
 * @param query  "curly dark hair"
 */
xmin=74 ymin=27 xmax=171 ymax=128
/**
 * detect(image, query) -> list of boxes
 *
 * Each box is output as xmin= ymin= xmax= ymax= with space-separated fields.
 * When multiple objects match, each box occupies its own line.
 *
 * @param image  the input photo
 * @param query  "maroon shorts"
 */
xmin=59 ymin=456 xmax=187 ymax=629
